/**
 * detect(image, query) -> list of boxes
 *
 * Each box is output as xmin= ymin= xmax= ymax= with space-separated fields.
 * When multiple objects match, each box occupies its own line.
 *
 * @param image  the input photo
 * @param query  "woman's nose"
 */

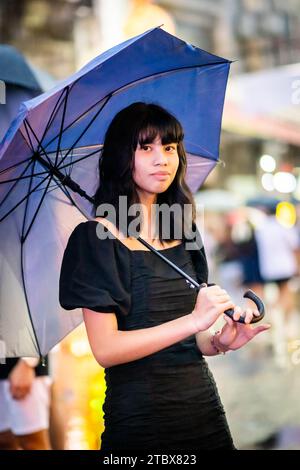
xmin=153 ymin=147 xmax=167 ymax=164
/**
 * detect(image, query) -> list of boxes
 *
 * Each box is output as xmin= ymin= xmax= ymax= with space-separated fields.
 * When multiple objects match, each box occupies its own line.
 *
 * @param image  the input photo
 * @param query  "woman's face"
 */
xmin=133 ymin=135 xmax=179 ymax=199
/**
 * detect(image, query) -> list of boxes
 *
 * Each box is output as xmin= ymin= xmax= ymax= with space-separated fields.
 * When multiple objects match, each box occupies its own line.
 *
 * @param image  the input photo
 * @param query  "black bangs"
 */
xmin=135 ymin=105 xmax=184 ymax=148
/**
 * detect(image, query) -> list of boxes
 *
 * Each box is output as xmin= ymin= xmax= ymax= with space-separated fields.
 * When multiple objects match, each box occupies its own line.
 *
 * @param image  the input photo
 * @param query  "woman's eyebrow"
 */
xmin=138 ymin=140 xmax=178 ymax=146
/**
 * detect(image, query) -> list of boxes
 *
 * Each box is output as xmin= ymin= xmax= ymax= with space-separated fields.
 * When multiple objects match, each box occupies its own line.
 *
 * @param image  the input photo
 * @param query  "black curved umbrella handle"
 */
xmin=205 ymin=284 xmax=265 ymax=324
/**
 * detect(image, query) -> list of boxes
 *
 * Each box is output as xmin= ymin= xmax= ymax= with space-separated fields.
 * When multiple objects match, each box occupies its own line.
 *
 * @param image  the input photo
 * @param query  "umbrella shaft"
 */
xmin=34 ymin=153 xmax=95 ymax=203
xmin=136 ymin=236 xmax=200 ymax=288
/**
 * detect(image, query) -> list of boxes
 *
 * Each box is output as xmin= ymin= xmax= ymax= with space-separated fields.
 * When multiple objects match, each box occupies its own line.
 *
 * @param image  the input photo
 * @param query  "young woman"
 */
xmin=59 ymin=102 xmax=270 ymax=452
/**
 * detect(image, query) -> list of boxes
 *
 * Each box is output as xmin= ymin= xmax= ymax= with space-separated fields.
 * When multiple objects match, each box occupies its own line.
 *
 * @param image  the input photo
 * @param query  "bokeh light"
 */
xmin=260 ymin=154 xmax=276 ymax=172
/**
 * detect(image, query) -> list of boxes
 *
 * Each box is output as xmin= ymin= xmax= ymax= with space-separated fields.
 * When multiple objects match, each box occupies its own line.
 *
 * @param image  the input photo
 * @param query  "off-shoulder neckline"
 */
xmin=88 ymin=220 xmax=184 ymax=253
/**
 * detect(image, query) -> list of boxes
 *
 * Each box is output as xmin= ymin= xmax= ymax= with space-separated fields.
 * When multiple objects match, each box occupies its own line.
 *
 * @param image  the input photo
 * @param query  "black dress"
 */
xmin=59 ymin=221 xmax=235 ymax=451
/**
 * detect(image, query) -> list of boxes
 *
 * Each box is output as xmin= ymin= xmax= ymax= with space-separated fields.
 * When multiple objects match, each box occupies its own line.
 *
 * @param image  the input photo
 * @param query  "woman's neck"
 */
xmin=136 ymin=192 xmax=158 ymax=241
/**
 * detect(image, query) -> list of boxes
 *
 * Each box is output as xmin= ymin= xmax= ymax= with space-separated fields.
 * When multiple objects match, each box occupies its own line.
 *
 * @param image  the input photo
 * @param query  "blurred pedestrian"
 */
xmin=0 ymin=357 xmax=52 ymax=450
xmin=215 ymin=218 xmax=244 ymax=301
xmin=235 ymin=218 xmax=264 ymax=299
xmin=255 ymin=206 xmax=299 ymax=323
xmin=254 ymin=206 xmax=300 ymax=366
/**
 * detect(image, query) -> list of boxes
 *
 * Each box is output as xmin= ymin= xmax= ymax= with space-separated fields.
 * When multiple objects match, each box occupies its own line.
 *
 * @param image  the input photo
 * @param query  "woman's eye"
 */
xmin=165 ymin=146 xmax=176 ymax=152
xmin=141 ymin=145 xmax=151 ymax=151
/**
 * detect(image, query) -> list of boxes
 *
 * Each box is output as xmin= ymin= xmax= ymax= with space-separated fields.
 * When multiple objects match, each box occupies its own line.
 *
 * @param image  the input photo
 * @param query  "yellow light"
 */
xmin=69 ymin=338 xmax=91 ymax=357
xmin=276 ymin=202 xmax=296 ymax=228
xmin=89 ymin=398 xmax=102 ymax=411
xmin=123 ymin=0 xmax=175 ymax=38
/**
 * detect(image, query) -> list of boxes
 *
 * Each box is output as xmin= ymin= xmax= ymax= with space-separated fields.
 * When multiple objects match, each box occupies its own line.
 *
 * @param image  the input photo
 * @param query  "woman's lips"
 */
xmin=151 ymin=172 xmax=170 ymax=180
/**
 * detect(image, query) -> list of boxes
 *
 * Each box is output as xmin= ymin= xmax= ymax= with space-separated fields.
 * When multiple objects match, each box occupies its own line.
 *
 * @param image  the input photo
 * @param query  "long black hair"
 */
xmin=93 ymin=102 xmax=196 ymax=242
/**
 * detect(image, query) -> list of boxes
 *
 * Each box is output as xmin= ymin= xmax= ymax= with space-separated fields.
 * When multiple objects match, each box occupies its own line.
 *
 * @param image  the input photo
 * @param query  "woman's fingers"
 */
xmin=223 ymin=314 xmax=234 ymax=327
xmin=215 ymin=294 xmax=232 ymax=303
xmin=232 ymin=305 xmax=242 ymax=321
xmin=218 ymin=300 xmax=235 ymax=313
xmin=207 ymin=285 xmax=228 ymax=296
xmin=214 ymin=289 xmax=229 ymax=296
xmin=243 ymin=308 xmax=254 ymax=324
xmin=230 ymin=307 xmax=262 ymax=324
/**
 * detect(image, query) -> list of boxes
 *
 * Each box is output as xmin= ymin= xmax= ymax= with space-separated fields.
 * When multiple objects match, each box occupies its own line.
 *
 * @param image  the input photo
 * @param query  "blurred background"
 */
xmin=1 ymin=0 xmax=300 ymax=450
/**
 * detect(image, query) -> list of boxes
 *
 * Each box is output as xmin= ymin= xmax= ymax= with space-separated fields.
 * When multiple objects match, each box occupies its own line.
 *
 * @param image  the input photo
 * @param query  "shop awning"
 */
xmin=223 ymin=63 xmax=300 ymax=146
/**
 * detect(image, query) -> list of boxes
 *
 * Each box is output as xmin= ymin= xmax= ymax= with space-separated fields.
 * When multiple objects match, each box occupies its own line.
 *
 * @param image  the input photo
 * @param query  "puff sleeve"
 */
xmin=59 ymin=221 xmax=131 ymax=317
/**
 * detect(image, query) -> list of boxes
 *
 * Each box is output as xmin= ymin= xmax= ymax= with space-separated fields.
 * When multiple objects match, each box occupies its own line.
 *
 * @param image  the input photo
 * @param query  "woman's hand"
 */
xmin=191 ymin=284 xmax=235 ymax=332
xmin=8 ymin=360 xmax=35 ymax=400
xmin=215 ymin=307 xmax=271 ymax=351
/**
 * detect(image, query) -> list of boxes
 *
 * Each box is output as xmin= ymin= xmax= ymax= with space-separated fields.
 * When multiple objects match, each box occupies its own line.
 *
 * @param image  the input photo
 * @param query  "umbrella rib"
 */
xmin=0 ymin=169 xmax=54 ymax=184
xmin=20 ymin=87 xmax=69 ymax=159
xmin=18 ymin=127 xmax=37 ymax=153
xmin=23 ymin=119 xmax=38 ymax=154
xmin=56 ymin=93 xmax=112 ymax=170
xmin=24 ymin=116 xmax=95 ymax=184
xmin=32 ymin=152 xmax=95 ymax=204
xmin=0 ymin=159 xmax=34 ymax=211
xmin=0 ymin=173 xmax=50 ymax=223
xmin=0 ymin=148 xmax=101 ymax=184
xmin=109 ymin=62 xmax=228 ymax=97
xmin=24 ymin=118 xmax=55 ymax=168
xmin=51 ymin=174 xmax=77 ymax=205
xmin=26 ymin=81 xmax=81 ymax=158
xmin=54 ymin=86 xmax=69 ymax=168
xmin=36 ymin=87 xmax=70 ymax=157
xmin=20 ymin=161 xmax=43 ymax=358
xmin=0 ymin=156 xmax=35 ymax=176
xmin=22 ymin=171 xmax=55 ymax=242
xmin=42 ymin=61 xmax=228 ymax=155
xmin=21 ymin=158 xmax=36 ymax=240
xmin=20 ymin=241 xmax=43 ymax=358
xmin=52 ymin=174 xmax=92 ymax=220
xmin=57 ymin=147 xmax=101 ymax=170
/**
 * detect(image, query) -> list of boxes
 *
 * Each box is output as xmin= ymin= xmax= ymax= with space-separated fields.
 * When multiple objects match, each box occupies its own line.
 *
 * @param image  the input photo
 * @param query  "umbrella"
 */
xmin=246 ymin=195 xmax=282 ymax=212
xmin=0 ymin=45 xmax=56 ymax=142
xmin=0 ymin=26 xmax=232 ymax=358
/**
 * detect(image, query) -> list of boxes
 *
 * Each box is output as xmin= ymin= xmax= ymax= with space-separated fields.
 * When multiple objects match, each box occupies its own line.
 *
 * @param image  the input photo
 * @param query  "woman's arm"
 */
xmin=83 ymin=284 xmax=235 ymax=368
xmin=83 ymin=309 xmax=199 ymax=368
